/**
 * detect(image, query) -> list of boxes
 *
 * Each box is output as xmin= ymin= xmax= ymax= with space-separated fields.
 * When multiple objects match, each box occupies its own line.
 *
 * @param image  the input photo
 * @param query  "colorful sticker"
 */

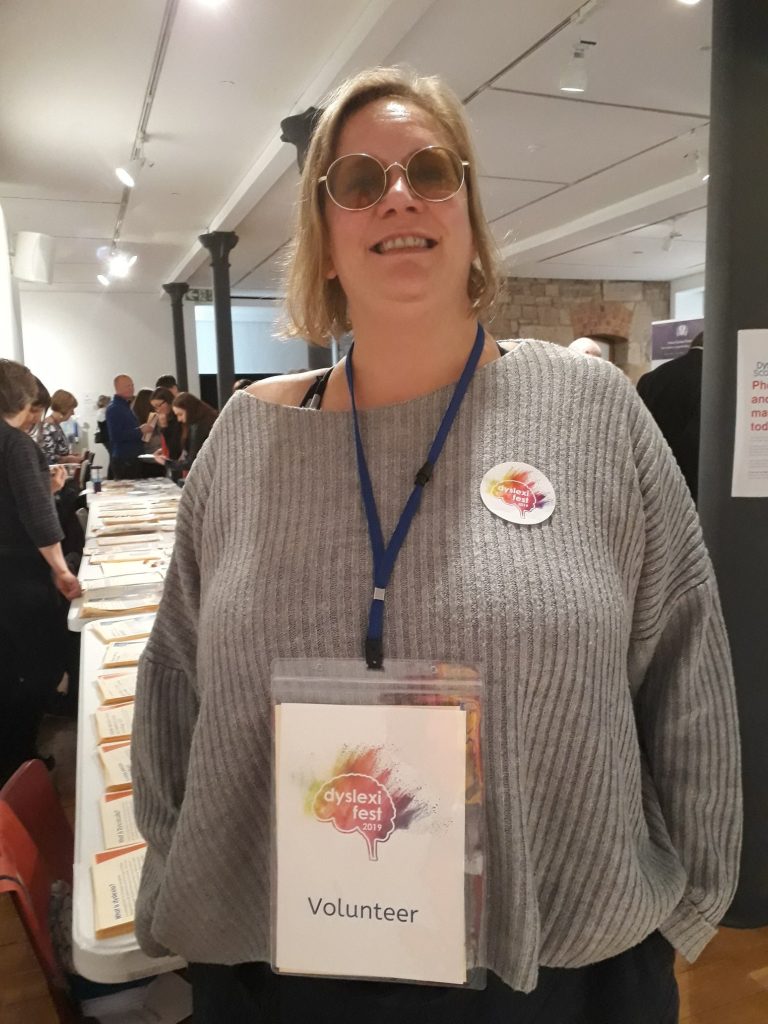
xmin=480 ymin=461 xmax=556 ymax=525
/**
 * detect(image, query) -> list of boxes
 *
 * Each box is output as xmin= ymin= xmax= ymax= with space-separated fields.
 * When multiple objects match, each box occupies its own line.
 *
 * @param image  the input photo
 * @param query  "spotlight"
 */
xmin=696 ymin=150 xmax=710 ymax=182
xmin=97 ymin=274 xmax=111 ymax=286
xmin=108 ymin=251 xmax=138 ymax=278
xmin=662 ymin=220 xmax=683 ymax=253
xmin=115 ymin=157 xmax=143 ymax=188
xmin=560 ymin=41 xmax=595 ymax=93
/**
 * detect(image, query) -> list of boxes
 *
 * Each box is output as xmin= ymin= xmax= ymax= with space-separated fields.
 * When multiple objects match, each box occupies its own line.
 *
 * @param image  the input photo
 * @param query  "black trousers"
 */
xmin=189 ymin=930 xmax=679 ymax=1024
xmin=111 ymin=456 xmax=142 ymax=480
xmin=0 ymin=567 xmax=68 ymax=784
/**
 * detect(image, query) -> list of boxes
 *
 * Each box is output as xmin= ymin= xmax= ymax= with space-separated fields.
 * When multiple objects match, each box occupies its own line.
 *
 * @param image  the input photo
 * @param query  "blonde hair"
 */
xmin=283 ymin=67 xmax=499 ymax=345
xmin=50 ymin=388 xmax=78 ymax=415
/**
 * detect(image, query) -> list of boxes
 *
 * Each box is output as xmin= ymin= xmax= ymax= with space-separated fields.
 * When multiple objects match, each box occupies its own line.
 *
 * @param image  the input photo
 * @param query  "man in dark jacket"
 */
xmin=637 ymin=332 xmax=703 ymax=501
xmin=105 ymin=374 xmax=145 ymax=479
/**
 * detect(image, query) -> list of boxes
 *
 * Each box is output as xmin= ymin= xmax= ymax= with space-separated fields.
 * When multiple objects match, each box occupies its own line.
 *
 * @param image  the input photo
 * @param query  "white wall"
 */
xmin=19 ymin=289 xmax=198 ymax=452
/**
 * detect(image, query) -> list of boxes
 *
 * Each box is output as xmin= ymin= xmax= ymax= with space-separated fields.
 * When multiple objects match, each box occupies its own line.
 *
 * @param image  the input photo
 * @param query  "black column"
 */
xmin=307 ymin=345 xmax=333 ymax=372
xmin=700 ymin=0 xmax=768 ymax=927
xmin=162 ymin=282 xmax=189 ymax=391
xmin=199 ymin=231 xmax=238 ymax=409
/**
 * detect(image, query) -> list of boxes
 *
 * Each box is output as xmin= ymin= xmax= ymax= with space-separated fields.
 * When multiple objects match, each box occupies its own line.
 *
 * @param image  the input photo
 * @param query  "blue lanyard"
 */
xmin=345 ymin=323 xmax=486 ymax=669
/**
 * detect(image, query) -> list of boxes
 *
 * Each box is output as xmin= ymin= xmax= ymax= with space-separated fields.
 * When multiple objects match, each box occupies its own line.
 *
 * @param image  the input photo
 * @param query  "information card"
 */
xmin=274 ymin=702 xmax=467 ymax=985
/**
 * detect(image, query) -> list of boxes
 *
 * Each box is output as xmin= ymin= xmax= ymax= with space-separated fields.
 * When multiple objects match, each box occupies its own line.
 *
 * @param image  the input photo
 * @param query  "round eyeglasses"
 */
xmin=319 ymin=146 xmax=469 ymax=211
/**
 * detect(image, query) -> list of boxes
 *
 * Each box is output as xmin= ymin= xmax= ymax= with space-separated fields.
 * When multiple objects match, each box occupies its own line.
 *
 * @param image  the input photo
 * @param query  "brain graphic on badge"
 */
xmin=480 ymin=461 xmax=556 ymax=525
xmin=313 ymin=772 xmax=396 ymax=861
xmin=308 ymin=747 xmax=429 ymax=862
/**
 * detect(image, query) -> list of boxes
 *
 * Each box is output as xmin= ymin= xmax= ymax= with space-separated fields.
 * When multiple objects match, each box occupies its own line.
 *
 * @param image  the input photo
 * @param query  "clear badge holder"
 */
xmin=270 ymin=658 xmax=486 ymax=990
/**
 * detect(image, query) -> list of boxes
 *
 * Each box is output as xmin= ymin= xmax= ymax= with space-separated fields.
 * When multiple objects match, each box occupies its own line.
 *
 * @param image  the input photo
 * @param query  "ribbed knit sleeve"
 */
xmin=133 ymin=441 xmax=213 ymax=956
xmin=625 ymin=388 xmax=742 ymax=961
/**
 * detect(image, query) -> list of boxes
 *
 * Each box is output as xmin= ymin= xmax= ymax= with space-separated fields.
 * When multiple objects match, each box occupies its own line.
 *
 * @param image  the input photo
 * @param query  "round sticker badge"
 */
xmin=480 ymin=461 xmax=556 ymax=525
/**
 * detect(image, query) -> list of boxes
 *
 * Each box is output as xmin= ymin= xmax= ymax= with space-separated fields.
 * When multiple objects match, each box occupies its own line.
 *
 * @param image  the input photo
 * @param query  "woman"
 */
xmin=0 ymin=360 xmax=82 ymax=784
xmin=152 ymin=391 xmax=216 ymax=477
xmin=128 ymin=387 xmax=165 ymax=478
xmin=40 ymin=389 xmax=83 ymax=466
xmin=149 ymin=386 xmax=184 ymax=462
xmin=133 ymin=69 xmax=740 ymax=1023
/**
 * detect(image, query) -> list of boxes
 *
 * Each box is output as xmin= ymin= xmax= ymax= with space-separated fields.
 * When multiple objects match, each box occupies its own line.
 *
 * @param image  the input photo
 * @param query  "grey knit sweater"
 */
xmin=133 ymin=341 xmax=741 ymax=993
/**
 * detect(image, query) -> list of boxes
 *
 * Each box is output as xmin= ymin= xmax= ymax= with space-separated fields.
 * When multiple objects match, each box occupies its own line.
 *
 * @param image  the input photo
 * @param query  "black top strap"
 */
xmin=300 ymin=344 xmax=506 ymax=412
xmin=299 ymin=367 xmax=334 ymax=409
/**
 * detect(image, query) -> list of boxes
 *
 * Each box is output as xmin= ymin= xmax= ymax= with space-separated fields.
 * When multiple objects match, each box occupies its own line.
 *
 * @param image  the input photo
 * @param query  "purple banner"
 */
xmin=651 ymin=318 xmax=704 ymax=362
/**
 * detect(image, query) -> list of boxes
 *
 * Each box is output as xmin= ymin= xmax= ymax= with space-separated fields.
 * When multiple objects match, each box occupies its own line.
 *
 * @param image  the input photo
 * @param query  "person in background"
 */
xmin=132 ymin=387 xmax=166 ymax=478
xmin=569 ymin=337 xmax=604 ymax=358
xmin=150 ymin=387 xmax=184 ymax=462
xmin=93 ymin=394 xmax=113 ymax=478
xmin=133 ymin=67 xmax=739 ymax=1023
xmin=232 ymin=378 xmax=255 ymax=393
xmin=155 ymin=374 xmax=179 ymax=398
xmin=637 ymin=332 xmax=703 ymax=502
xmin=23 ymin=376 xmax=51 ymax=443
xmin=40 ymin=389 xmax=83 ymax=466
xmin=153 ymin=391 xmax=217 ymax=477
xmin=132 ymin=388 xmax=157 ymax=438
xmin=0 ymin=359 xmax=82 ymax=784
xmin=105 ymin=374 xmax=154 ymax=479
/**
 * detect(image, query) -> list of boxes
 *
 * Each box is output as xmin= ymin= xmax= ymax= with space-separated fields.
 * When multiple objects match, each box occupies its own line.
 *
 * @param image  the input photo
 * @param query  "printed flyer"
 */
xmin=274 ymin=702 xmax=467 ymax=984
xmin=732 ymin=329 xmax=768 ymax=497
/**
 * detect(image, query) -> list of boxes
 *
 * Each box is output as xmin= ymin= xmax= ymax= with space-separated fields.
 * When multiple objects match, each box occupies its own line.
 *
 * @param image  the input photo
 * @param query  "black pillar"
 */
xmin=700 ymin=0 xmax=768 ymax=927
xmin=307 ymin=345 xmax=333 ymax=372
xmin=162 ymin=282 xmax=189 ymax=391
xmin=199 ymin=231 xmax=238 ymax=409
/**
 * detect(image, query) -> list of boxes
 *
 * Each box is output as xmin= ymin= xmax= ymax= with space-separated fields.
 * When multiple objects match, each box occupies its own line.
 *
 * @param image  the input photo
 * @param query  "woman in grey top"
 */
xmin=133 ymin=68 xmax=741 ymax=1023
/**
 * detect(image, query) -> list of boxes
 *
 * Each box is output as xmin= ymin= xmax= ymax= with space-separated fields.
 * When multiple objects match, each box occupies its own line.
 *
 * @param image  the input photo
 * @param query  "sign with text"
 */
xmin=732 ymin=330 xmax=768 ymax=497
xmin=651 ymin=318 xmax=704 ymax=362
xmin=274 ymin=702 xmax=467 ymax=984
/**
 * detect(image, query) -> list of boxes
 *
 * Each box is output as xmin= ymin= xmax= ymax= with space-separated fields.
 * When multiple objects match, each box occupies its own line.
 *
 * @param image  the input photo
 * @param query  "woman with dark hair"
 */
xmin=130 ymin=387 xmax=165 ymax=478
xmin=132 ymin=388 xmax=156 ymax=434
xmin=149 ymin=386 xmax=184 ymax=463
xmin=0 ymin=359 xmax=81 ymax=783
xmin=152 ymin=392 xmax=217 ymax=477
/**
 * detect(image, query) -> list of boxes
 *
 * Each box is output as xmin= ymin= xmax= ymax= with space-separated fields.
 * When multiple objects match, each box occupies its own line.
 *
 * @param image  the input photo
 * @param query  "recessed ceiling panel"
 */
xmin=469 ymin=89 xmax=706 ymax=185
xmin=493 ymin=0 xmax=711 ymax=115
xmin=1 ymin=198 xmax=118 ymax=240
xmin=477 ymin=176 xmax=564 ymax=224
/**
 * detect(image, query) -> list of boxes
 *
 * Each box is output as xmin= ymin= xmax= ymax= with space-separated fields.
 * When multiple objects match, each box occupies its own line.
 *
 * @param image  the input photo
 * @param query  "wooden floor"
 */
xmin=1 ymin=717 xmax=766 ymax=1023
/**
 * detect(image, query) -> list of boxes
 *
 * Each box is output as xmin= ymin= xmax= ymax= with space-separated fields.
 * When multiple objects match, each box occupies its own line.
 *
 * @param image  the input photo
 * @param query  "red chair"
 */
xmin=0 ymin=760 xmax=80 ymax=1023
xmin=1 ymin=758 xmax=74 ymax=885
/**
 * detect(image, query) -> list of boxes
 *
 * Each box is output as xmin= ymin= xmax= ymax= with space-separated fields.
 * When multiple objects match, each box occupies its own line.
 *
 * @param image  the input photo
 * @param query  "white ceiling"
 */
xmin=1 ymin=0 xmax=712 ymax=295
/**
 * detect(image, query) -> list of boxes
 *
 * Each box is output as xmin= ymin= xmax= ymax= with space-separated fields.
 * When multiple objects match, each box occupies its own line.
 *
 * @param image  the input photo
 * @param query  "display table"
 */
xmin=72 ymin=621 xmax=185 ymax=982
xmin=84 ymin=478 xmax=180 ymax=506
xmin=68 ymin=488 xmax=178 ymax=630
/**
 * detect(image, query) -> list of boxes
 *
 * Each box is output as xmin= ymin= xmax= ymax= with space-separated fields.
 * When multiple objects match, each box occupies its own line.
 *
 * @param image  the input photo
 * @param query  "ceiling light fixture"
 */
xmin=560 ymin=40 xmax=596 ymax=94
xmin=676 ymin=0 xmax=702 ymax=7
xmin=662 ymin=220 xmax=683 ymax=253
xmin=107 ymin=251 xmax=138 ymax=279
xmin=115 ymin=157 xmax=143 ymax=188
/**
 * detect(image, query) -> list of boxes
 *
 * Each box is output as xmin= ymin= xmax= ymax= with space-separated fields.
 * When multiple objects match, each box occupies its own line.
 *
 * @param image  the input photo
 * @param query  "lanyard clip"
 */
xmin=365 ymin=637 xmax=384 ymax=670
xmin=414 ymin=460 xmax=434 ymax=488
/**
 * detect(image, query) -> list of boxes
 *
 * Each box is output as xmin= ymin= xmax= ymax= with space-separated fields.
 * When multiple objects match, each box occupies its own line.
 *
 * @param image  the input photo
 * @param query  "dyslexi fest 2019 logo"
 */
xmin=308 ymin=747 xmax=427 ymax=861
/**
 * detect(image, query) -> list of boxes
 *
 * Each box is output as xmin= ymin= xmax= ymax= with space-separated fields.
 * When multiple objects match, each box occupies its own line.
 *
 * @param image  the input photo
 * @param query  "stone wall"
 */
xmin=491 ymin=277 xmax=671 ymax=381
